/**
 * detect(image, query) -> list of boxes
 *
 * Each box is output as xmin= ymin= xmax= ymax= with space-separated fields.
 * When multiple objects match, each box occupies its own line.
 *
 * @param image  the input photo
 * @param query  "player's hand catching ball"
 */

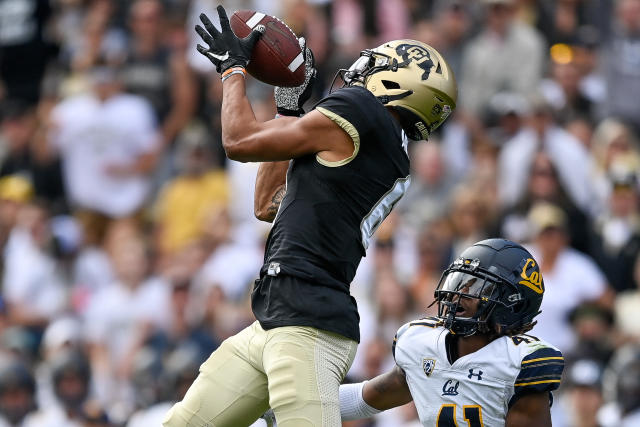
xmin=274 ymin=38 xmax=317 ymax=117
xmin=195 ymin=5 xmax=265 ymax=74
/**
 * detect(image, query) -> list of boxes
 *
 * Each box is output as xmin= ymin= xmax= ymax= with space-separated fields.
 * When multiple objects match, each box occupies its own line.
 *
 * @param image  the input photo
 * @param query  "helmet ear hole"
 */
xmin=382 ymin=80 xmax=401 ymax=89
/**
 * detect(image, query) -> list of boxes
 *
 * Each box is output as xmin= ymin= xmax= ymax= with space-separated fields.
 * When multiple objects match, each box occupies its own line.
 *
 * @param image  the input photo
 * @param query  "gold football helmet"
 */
xmin=336 ymin=39 xmax=457 ymax=140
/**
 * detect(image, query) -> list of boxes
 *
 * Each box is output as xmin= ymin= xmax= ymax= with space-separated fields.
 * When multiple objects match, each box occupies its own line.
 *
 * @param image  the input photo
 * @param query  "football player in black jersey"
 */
xmin=163 ymin=6 xmax=457 ymax=427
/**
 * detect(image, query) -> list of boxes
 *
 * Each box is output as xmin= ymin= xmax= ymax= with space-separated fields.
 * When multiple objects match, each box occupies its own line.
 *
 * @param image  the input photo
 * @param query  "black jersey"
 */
xmin=251 ymin=86 xmax=411 ymax=342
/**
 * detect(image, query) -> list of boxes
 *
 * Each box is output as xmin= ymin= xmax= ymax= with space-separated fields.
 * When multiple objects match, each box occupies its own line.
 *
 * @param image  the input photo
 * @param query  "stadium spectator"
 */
xmin=121 ymin=0 xmax=197 ymax=148
xmin=83 ymin=224 xmax=170 ymax=420
xmin=601 ymin=0 xmax=640 ymax=133
xmin=613 ymin=253 xmax=640 ymax=340
xmin=1 ymin=201 xmax=66 ymax=350
xmin=527 ymin=202 xmax=612 ymax=352
xmin=398 ymin=142 xmax=458 ymax=230
xmin=498 ymin=96 xmax=595 ymax=215
xmin=25 ymin=348 xmax=91 ymax=427
xmin=589 ymin=162 xmax=640 ymax=293
xmin=497 ymin=151 xmax=591 ymax=252
xmin=47 ymin=62 xmax=159 ymax=246
xmin=153 ymin=123 xmax=228 ymax=257
xmin=590 ymin=118 xmax=640 ymax=212
xmin=459 ymin=0 xmax=545 ymax=118
xmin=0 ymin=355 xmax=37 ymax=427
xmin=553 ymin=358 xmax=604 ymax=427
xmin=0 ymin=0 xmax=53 ymax=103
xmin=0 ymin=100 xmax=65 ymax=211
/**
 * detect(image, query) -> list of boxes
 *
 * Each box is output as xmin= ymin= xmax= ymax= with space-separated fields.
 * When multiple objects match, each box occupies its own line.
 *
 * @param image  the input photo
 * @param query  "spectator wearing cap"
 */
xmin=0 ymin=175 xmax=33 ymax=252
xmin=47 ymin=62 xmax=159 ymax=247
xmin=553 ymin=358 xmax=604 ymax=427
xmin=589 ymin=158 xmax=640 ymax=293
xmin=459 ymin=0 xmax=546 ymax=118
xmin=526 ymin=202 xmax=613 ymax=353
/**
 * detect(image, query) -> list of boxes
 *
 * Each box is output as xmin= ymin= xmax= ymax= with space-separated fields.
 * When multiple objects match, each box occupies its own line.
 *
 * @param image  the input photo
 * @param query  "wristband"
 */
xmin=339 ymin=381 xmax=382 ymax=420
xmin=221 ymin=66 xmax=246 ymax=82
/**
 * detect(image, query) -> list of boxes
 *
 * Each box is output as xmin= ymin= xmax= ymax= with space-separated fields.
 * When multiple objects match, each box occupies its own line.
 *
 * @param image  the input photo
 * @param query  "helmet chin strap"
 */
xmin=376 ymin=90 xmax=413 ymax=104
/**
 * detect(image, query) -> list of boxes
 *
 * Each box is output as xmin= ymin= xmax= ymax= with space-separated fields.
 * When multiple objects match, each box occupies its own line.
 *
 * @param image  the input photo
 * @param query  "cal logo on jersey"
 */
xmin=423 ymin=358 xmax=436 ymax=377
xmin=519 ymin=258 xmax=544 ymax=294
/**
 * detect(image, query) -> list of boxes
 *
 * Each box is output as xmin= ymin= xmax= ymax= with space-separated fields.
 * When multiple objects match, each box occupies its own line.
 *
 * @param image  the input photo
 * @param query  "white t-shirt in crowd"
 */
xmin=50 ymin=93 xmax=158 ymax=217
xmin=530 ymin=246 xmax=607 ymax=352
xmin=2 ymin=228 xmax=66 ymax=320
xmin=83 ymin=277 xmax=171 ymax=364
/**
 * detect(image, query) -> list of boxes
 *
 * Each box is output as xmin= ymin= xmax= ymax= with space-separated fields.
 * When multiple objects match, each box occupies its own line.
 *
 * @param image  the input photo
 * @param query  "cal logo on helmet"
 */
xmin=395 ymin=43 xmax=435 ymax=80
xmin=519 ymin=258 xmax=544 ymax=294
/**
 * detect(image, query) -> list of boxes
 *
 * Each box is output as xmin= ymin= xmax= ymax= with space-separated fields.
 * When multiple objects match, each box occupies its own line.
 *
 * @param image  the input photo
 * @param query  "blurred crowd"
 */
xmin=0 ymin=0 xmax=639 ymax=426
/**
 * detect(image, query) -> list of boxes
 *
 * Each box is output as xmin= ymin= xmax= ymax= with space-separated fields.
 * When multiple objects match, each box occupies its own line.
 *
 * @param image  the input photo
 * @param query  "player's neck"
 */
xmin=446 ymin=333 xmax=491 ymax=363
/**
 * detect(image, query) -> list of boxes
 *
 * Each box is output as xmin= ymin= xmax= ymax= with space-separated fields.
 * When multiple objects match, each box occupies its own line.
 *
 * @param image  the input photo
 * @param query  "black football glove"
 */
xmin=274 ymin=38 xmax=317 ymax=117
xmin=195 ymin=5 xmax=264 ymax=74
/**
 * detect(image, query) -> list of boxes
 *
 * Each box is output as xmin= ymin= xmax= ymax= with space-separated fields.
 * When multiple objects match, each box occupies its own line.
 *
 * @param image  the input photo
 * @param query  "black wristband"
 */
xmin=276 ymin=107 xmax=304 ymax=117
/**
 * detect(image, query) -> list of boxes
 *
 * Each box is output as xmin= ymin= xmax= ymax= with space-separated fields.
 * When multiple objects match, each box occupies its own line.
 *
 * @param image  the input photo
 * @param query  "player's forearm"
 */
xmin=340 ymin=368 xmax=412 ymax=420
xmin=255 ymin=161 xmax=289 ymax=222
xmin=363 ymin=368 xmax=413 ymax=410
xmin=220 ymin=74 xmax=261 ymax=160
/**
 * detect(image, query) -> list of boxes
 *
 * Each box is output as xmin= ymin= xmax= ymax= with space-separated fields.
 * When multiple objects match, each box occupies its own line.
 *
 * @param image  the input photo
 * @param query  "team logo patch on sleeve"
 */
xmin=423 ymin=358 xmax=436 ymax=377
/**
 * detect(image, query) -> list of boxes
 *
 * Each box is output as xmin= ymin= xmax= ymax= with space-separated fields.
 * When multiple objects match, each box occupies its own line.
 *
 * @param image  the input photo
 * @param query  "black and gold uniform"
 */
xmin=252 ymin=85 xmax=411 ymax=342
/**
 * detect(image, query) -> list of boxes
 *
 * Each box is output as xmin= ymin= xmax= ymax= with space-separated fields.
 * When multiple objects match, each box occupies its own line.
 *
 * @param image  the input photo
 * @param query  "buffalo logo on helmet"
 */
xmin=395 ymin=43 xmax=435 ymax=80
xmin=423 ymin=358 xmax=436 ymax=377
xmin=519 ymin=258 xmax=544 ymax=294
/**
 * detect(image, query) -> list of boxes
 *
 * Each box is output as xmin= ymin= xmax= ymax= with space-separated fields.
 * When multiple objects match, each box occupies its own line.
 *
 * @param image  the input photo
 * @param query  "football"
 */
xmin=230 ymin=10 xmax=305 ymax=87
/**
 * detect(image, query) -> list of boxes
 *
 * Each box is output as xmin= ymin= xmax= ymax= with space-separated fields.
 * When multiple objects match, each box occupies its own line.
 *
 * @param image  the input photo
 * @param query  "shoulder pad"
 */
xmin=392 ymin=317 xmax=441 ymax=360
xmin=392 ymin=321 xmax=412 ymax=361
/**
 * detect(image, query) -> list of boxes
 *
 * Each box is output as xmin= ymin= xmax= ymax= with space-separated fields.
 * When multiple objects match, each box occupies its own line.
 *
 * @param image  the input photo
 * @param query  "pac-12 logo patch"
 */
xmin=395 ymin=43 xmax=435 ymax=80
xmin=423 ymin=358 xmax=436 ymax=377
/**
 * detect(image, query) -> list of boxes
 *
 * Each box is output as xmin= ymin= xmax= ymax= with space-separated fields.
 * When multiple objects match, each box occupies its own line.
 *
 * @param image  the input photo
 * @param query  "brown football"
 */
xmin=230 ymin=10 xmax=305 ymax=87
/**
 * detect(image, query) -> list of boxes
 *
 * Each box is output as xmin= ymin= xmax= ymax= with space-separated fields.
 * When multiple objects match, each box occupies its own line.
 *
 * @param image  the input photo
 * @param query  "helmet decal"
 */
xmin=395 ymin=43 xmax=435 ymax=80
xmin=519 ymin=258 xmax=544 ymax=294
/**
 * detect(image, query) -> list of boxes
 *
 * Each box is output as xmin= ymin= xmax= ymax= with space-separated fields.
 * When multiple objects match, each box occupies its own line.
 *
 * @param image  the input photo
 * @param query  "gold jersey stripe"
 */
xmin=521 ymin=356 xmax=564 ymax=365
xmin=515 ymin=379 xmax=561 ymax=387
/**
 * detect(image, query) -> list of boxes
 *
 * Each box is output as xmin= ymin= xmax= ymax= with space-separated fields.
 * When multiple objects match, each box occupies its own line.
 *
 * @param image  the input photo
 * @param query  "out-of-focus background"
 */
xmin=0 ymin=0 xmax=639 ymax=426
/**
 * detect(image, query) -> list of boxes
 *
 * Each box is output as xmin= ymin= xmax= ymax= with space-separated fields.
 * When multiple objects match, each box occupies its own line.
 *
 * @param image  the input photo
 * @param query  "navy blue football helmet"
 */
xmin=434 ymin=238 xmax=544 ymax=337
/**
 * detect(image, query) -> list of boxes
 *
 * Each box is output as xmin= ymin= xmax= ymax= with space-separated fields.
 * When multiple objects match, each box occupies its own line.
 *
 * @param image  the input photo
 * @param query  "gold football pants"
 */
xmin=162 ymin=321 xmax=357 ymax=427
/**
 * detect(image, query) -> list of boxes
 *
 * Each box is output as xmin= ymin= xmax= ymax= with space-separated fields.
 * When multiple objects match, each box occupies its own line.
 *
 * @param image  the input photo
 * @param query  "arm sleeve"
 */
xmin=509 ymin=346 xmax=564 ymax=408
xmin=339 ymin=382 xmax=381 ymax=421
